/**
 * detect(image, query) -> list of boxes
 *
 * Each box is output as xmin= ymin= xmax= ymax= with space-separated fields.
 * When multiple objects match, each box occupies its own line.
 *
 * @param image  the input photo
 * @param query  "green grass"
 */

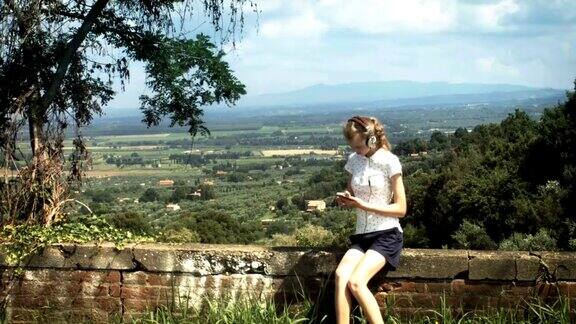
xmin=116 ymin=297 xmax=315 ymax=324
xmin=113 ymin=291 xmax=574 ymax=324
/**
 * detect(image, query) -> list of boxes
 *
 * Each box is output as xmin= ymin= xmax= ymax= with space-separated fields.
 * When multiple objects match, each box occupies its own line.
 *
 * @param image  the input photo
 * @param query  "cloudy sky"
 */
xmin=108 ymin=0 xmax=576 ymax=109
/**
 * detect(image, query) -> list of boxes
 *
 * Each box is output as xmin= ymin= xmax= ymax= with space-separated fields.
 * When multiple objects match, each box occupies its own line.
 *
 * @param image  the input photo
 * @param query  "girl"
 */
xmin=334 ymin=115 xmax=407 ymax=324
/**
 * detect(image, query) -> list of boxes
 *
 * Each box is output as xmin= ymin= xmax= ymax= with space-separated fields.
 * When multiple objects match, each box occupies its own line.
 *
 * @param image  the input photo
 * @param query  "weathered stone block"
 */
xmin=387 ymin=249 xmax=469 ymax=279
xmin=469 ymin=250 xmax=517 ymax=280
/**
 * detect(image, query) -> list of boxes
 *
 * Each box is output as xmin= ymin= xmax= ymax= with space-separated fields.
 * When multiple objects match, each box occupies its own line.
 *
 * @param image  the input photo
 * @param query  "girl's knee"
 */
xmin=335 ymin=262 xmax=356 ymax=280
xmin=347 ymin=275 xmax=365 ymax=293
xmin=335 ymin=267 xmax=346 ymax=280
xmin=335 ymin=270 xmax=351 ymax=288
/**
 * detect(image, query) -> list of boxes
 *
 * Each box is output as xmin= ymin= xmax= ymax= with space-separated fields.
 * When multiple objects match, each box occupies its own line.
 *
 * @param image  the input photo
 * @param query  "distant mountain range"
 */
xmin=235 ymin=80 xmax=560 ymax=107
xmin=104 ymin=80 xmax=567 ymax=118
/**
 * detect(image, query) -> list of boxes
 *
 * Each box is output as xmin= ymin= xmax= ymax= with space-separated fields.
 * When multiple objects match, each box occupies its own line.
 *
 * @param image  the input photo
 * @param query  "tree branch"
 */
xmin=39 ymin=0 xmax=111 ymax=115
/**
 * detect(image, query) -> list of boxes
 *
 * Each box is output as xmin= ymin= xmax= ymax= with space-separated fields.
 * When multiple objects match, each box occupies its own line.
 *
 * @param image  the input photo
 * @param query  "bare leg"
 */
xmin=335 ymin=248 xmax=365 ymax=324
xmin=347 ymin=250 xmax=387 ymax=324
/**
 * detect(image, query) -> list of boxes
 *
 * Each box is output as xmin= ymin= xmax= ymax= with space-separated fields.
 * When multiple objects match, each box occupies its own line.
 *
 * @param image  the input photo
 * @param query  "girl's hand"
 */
xmin=336 ymin=191 xmax=366 ymax=209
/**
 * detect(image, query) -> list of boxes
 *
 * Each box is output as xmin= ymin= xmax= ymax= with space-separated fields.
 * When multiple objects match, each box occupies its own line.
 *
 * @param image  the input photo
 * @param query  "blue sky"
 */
xmin=107 ymin=0 xmax=576 ymax=109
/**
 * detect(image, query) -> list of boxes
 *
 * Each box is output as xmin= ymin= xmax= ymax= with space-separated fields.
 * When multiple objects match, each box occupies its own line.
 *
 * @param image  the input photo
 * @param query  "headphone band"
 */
xmin=348 ymin=116 xmax=370 ymax=130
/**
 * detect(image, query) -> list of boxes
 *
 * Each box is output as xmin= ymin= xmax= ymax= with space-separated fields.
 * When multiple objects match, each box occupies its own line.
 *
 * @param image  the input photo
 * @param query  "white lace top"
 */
xmin=344 ymin=148 xmax=403 ymax=234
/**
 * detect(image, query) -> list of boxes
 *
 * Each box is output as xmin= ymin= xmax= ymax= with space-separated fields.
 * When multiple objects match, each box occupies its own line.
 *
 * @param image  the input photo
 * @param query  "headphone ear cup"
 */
xmin=367 ymin=135 xmax=377 ymax=148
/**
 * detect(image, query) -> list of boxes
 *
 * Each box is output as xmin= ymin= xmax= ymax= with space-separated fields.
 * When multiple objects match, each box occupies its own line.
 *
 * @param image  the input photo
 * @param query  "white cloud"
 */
xmin=261 ymin=9 xmax=327 ymax=39
xmin=475 ymin=56 xmax=519 ymax=77
xmin=475 ymin=0 xmax=520 ymax=30
xmin=257 ymin=0 xmax=540 ymax=36
xmin=317 ymin=0 xmax=457 ymax=34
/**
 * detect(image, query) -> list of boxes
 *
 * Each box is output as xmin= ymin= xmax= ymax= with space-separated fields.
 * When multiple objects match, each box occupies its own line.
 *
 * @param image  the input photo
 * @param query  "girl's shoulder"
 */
xmin=344 ymin=152 xmax=362 ymax=174
xmin=374 ymin=149 xmax=400 ymax=171
xmin=373 ymin=149 xmax=397 ymax=162
xmin=373 ymin=149 xmax=402 ymax=177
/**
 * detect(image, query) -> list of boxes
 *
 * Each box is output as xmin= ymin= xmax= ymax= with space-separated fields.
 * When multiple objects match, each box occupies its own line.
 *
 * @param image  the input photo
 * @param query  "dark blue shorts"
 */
xmin=348 ymin=227 xmax=403 ymax=271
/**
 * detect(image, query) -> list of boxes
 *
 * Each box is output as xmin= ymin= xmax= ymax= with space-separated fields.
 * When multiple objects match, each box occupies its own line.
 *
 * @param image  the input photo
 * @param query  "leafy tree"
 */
xmin=265 ymin=220 xmax=296 ymax=237
xmin=499 ymin=229 xmax=558 ymax=252
xmin=294 ymin=224 xmax=336 ymax=248
xmin=402 ymin=223 xmax=430 ymax=248
xmin=451 ymin=220 xmax=497 ymax=250
xmin=89 ymin=189 xmax=115 ymax=203
xmin=393 ymin=137 xmax=428 ymax=155
xmin=275 ymin=197 xmax=290 ymax=213
xmin=266 ymin=233 xmax=297 ymax=247
xmin=291 ymin=194 xmax=307 ymax=210
xmin=397 ymin=84 xmax=576 ymax=250
xmin=429 ymin=131 xmax=450 ymax=151
xmin=521 ymin=84 xmax=576 ymax=249
xmin=315 ymin=209 xmax=356 ymax=248
xmin=453 ymin=127 xmax=469 ymax=139
xmin=197 ymin=183 xmax=215 ymax=200
xmin=0 ymin=0 xmax=255 ymax=225
xmin=107 ymin=211 xmax=152 ymax=235
xmin=190 ymin=209 xmax=263 ymax=244
xmin=170 ymin=186 xmax=191 ymax=202
xmin=140 ymin=188 xmax=160 ymax=202
xmin=158 ymin=228 xmax=201 ymax=243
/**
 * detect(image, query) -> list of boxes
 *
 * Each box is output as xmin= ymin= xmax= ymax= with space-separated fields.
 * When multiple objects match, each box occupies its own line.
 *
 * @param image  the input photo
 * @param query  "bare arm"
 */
xmin=359 ymin=174 xmax=406 ymax=218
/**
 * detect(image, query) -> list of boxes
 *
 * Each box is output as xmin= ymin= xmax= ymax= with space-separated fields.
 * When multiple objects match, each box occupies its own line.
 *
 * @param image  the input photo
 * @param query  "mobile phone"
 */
xmin=336 ymin=192 xmax=352 ymax=199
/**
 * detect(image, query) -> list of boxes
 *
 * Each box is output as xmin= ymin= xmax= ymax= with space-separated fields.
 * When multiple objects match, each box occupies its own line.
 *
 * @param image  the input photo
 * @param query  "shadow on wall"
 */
xmin=270 ymin=246 xmax=396 ymax=323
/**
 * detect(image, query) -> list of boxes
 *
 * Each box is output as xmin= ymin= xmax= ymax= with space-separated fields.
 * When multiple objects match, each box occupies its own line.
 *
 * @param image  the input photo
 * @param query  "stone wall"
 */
xmin=1 ymin=243 xmax=575 ymax=323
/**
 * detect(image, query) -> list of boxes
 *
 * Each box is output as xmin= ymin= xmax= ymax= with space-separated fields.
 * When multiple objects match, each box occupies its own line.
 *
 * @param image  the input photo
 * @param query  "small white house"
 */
xmin=306 ymin=200 xmax=326 ymax=212
xmin=166 ymin=203 xmax=181 ymax=211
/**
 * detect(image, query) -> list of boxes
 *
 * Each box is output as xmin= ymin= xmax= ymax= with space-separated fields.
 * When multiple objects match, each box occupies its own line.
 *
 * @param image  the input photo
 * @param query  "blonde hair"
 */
xmin=343 ymin=115 xmax=392 ymax=151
